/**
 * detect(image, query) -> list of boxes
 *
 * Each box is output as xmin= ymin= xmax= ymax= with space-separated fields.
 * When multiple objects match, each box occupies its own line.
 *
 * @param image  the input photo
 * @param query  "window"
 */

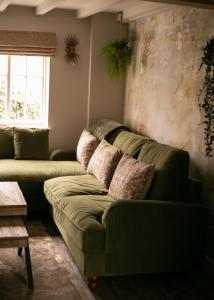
xmin=0 ymin=55 xmax=50 ymax=127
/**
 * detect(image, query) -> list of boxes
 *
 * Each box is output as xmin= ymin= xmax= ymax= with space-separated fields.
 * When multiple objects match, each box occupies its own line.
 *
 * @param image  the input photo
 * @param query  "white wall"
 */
xmin=88 ymin=13 xmax=125 ymax=127
xmin=0 ymin=6 xmax=125 ymax=150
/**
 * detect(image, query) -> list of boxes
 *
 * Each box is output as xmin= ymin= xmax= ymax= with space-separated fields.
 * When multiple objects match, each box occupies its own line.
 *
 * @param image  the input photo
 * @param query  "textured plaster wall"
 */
xmin=124 ymin=7 xmax=214 ymax=259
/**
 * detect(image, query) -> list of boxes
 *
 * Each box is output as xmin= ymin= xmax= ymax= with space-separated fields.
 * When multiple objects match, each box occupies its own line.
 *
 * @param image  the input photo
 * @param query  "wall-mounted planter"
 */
xmin=65 ymin=34 xmax=79 ymax=65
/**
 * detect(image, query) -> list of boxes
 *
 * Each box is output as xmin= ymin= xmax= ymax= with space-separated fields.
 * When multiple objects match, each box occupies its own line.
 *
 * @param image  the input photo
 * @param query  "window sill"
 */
xmin=0 ymin=123 xmax=50 ymax=129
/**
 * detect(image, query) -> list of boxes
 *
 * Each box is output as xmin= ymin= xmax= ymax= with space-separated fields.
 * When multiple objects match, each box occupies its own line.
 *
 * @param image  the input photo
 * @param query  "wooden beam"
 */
xmin=36 ymin=0 xmax=64 ymax=15
xmin=123 ymin=2 xmax=175 ymax=21
xmin=140 ymin=0 xmax=214 ymax=10
xmin=77 ymin=0 xmax=124 ymax=18
xmin=0 ymin=0 xmax=10 ymax=12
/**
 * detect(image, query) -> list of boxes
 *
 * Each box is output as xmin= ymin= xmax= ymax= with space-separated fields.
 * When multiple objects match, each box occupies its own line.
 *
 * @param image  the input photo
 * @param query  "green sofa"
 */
xmin=0 ymin=121 xmax=207 ymax=282
xmin=0 ymin=121 xmax=127 ymax=213
xmin=42 ymin=120 xmax=207 ymax=281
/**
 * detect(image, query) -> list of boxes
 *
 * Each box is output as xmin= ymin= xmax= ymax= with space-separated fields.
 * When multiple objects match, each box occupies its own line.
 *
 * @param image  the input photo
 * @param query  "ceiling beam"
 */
xmin=77 ymin=0 xmax=124 ymax=18
xmin=36 ymin=0 xmax=64 ymax=15
xmin=123 ymin=2 xmax=175 ymax=21
xmin=140 ymin=0 xmax=214 ymax=9
xmin=0 ymin=0 xmax=10 ymax=12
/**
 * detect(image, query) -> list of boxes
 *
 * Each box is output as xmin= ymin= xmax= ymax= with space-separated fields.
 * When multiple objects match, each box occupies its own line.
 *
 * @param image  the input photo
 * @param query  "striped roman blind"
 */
xmin=0 ymin=30 xmax=56 ymax=56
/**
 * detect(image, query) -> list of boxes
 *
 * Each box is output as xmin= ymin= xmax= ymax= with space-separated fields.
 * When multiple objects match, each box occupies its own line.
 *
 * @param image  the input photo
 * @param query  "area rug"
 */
xmin=0 ymin=221 xmax=86 ymax=300
xmin=1 ymin=219 xmax=213 ymax=300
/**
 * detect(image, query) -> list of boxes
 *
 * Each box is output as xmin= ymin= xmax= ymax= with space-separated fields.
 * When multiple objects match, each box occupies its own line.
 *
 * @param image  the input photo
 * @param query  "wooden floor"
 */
xmin=37 ymin=216 xmax=214 ymax=300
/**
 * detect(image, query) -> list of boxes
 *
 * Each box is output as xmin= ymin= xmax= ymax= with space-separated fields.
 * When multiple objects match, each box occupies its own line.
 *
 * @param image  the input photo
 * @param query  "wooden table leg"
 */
xmin=17 ymin=247 xmax=22 ymax=256
xmin=25 ymin=246 xmax=34 ymax=289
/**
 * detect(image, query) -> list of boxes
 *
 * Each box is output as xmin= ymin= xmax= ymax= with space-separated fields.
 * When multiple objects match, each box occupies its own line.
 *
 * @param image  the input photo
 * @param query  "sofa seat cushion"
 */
xmin=0 ymin=160 xmax=86 ymax=182
xmin=44 ymin=175 xmax=108 ymax=205
xmin=52 ymin=195 xmax=114 ymax=252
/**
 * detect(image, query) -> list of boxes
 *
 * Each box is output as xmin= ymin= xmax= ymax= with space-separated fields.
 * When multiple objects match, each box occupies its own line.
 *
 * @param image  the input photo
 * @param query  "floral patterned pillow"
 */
xmin=76 ymin=129 xmax=99 ymax=169
xmin=108 ymin=154 xmax=155 ymax=200
xmin=87 ymin=139 xmax=122 ymax=188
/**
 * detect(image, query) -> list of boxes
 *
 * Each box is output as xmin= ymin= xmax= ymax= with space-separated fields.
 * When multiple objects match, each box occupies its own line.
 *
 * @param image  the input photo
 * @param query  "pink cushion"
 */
xmin=108 ymin=154 xmax=155 ymax=200
xmin=76 ymin=129 xmax=99 ymax=169
xmin=87 ymin=139 xmax=122 ymax=188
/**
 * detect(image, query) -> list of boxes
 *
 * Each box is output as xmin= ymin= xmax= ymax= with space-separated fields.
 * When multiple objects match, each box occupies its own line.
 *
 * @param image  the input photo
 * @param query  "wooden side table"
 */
xmin=0 ymin=182 xmax=34 ymax=288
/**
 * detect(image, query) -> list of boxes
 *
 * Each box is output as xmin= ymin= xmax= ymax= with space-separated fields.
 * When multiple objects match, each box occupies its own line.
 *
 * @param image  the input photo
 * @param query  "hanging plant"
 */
xmin=65 ymin=34 xmax=79 ymax=65
xmin=102 ymin=39 xmax=132 ymax=80
xmin=199 ymin=38 xmax=214 ymax=157
xmin=102 ymin=12 xmax=132 ymax=80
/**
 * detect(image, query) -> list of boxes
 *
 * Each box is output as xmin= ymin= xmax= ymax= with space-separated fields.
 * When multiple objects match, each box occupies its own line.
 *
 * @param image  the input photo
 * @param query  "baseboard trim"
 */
xmin=203 ymin=255 xmax=214 ymax=277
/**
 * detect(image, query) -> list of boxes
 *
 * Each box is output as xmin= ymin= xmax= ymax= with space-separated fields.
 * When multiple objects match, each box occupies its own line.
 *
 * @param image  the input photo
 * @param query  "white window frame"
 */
xmin=0 ymin=55 xmax=50 ymax=128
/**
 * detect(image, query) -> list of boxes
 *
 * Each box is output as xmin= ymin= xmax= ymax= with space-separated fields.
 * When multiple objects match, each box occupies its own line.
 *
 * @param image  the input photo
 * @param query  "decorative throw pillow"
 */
xmin=108 ymin=154 xmax=155 ymax=200
xmin=76 ymin=129 xmax=99 ymax=169
xmin=0 ymin=126 xmax=14 ymax=158
xmin=14 ymin=127 xmax=49 ymax=160
xmin=87 ymin=139 xmax=122 ymax=188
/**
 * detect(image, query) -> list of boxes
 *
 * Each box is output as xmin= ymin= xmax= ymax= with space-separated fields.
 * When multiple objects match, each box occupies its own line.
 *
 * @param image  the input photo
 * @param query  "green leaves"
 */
xmin=102 ymin=39 xmax=132 ymax=80
xmin=199 ymin=38 xmax=214 ymax=157
xmin=65 ymin=34 xmax=79 ymax=65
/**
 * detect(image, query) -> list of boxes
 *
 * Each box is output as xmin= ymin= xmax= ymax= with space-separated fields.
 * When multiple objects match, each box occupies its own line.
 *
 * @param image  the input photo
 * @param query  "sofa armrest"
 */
xmin=50 ymin=149 xmax=76 ymax=161
xmin=102 ymin=200 xmax=207 ymax=258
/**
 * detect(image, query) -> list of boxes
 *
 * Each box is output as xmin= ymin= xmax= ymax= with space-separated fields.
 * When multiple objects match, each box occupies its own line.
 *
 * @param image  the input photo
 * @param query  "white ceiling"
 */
xmin=0 ymin=0 xmax=178 ymax=21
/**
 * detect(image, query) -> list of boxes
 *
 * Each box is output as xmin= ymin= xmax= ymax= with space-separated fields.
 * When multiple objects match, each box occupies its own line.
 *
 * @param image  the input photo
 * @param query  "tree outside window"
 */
xmin=0 ymin=55 xmax=49 ymax=127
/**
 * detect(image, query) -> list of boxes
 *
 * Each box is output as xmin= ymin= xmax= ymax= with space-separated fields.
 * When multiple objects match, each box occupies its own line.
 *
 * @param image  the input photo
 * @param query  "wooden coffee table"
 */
xmin=0 ymin=182 xmax=34 ymax=288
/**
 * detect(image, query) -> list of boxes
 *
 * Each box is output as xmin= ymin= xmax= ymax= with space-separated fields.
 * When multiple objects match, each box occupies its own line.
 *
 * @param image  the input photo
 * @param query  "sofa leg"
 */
xmin=88 ymin=276 xmax=97 ymax=289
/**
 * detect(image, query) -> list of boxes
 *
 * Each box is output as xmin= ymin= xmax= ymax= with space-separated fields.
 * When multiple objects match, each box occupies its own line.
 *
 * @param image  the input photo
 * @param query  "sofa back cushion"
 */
xmin=108 ymin=154 xmax=155 ymax=200
xmin=113 ymin=130 xmax=152 ymax=157
xmin=0 ymin=126 xmax=14 ymax=158
xmin=87 ymin=139 xmax=122 ymax=188
xmin=76 ymin=129 xmax=99 ymax=169
xmin=138 ymin=140 xmax=189 ymax=202
xmin=14 ymin=127 xmax=49 ymax=160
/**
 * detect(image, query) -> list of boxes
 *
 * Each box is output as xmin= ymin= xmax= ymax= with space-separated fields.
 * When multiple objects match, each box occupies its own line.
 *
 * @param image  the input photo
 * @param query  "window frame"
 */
xmin=0 ymin=54 xmax=50 ymax=128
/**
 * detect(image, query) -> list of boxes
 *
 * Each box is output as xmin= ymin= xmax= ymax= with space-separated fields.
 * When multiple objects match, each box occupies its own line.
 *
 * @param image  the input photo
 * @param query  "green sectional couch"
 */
xmin=0 ymin=121 xmax=126 ymax=213
xmin=0 ymin=126 xmax=87 ymax=213
xmin=0 ymin=121 xmax=207 ymax=281
xmin=0 ymin=159 xmax=86 ymax=213
xmin=43 ymin=120 xmax=207 ymax=280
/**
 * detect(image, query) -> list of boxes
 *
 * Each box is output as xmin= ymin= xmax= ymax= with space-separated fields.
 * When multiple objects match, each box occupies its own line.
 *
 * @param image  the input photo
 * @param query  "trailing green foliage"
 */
xmin=199 ymin=38 xmax=214 ymax=157
xmin=102 ymin=39 xmax=132 ymax=80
